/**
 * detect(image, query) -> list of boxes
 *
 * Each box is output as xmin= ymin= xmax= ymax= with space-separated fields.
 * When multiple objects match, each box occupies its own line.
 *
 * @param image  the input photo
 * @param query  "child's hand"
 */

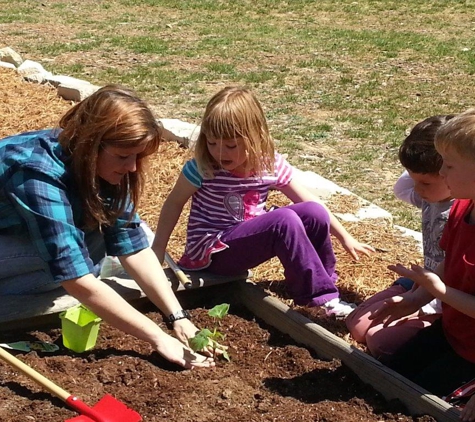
xmin=369 ymin=291 xmax=421 ymax=326
xmin=461 ymin=395 xmax=475 ymax=421
xmin=388 ymin=263 xmax=445 ymax=297
xmin=340 ymin=236 xmax=375 ymax=260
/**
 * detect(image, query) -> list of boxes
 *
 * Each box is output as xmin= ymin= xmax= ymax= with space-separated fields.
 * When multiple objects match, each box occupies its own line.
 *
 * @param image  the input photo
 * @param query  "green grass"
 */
xmin=2 ymin=0 xmax=475 ymax=231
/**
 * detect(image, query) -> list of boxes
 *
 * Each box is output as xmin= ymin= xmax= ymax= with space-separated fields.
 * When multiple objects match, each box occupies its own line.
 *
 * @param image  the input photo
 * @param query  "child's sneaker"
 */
xmin=322 ymin=298 xmax=357 ymax=318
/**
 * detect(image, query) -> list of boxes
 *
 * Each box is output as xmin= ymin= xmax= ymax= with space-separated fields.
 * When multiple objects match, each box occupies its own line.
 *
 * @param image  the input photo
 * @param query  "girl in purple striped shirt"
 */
xmin=153 ymin=86 xmax=374 ymax=317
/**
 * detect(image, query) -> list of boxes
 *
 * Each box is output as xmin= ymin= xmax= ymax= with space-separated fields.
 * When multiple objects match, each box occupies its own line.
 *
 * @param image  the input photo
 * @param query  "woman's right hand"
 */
xmin=173 ymin=318 xmax=219 ymax=357
xmin=154 ymin=332 xmax=215 ymax=369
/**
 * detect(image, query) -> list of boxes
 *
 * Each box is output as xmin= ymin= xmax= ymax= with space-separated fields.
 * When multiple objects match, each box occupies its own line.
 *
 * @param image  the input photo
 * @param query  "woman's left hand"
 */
xmin=153 ymin=331 xmax=215 ymax=369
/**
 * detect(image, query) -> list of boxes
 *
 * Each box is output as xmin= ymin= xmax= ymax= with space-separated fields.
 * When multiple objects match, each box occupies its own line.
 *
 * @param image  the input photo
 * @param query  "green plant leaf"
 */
xmin=200 ymin=328 xmax=214 ymax=337
xmin=211 ymin=331 xmax=225 ymax=341
xmin=189 ymin=329 xmax=212 ymax=352
xmin=189 ymin=305 xmax=231 ymax=362
xmin=221 ymin=349 xmax=230 ymax=362
xmin=208 ymin=303 xmax=230 ymax=320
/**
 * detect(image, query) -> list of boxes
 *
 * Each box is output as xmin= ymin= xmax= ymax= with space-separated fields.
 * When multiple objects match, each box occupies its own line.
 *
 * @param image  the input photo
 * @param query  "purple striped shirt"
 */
xmin=178 ymin=153 xmax=293 ymax=270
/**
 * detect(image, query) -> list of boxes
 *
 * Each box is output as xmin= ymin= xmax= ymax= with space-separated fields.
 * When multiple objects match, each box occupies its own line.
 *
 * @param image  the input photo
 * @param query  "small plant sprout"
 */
xmin=189 ymin=304 xmax=230 ymax=361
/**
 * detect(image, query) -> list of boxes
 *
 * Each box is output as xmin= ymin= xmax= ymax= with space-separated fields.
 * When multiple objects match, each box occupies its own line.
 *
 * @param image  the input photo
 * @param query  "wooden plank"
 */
xmin=1 ymin=272 xmax=459 ymax=421
xmin=236 ymin=280 xmax=461 ymax=422
xmin=0 ymin=269 xmax=249 ymax=331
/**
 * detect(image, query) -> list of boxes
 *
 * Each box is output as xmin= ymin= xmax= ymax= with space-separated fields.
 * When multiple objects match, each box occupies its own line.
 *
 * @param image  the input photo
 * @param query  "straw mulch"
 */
xmin=0 ymin=67 xmax=423 ymax=337
xmin=0 ymin=69 xmax=73 ymax=138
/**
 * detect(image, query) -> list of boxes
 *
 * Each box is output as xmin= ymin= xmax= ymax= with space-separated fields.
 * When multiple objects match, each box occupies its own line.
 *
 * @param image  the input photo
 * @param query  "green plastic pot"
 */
xmin=59 ymin=304 xmax=102 ymax=353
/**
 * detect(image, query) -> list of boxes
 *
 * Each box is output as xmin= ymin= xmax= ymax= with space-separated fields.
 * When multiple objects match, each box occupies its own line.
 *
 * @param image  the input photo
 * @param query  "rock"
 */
xmin=46 ymin=74 xmax=92 ymax=88
xmin=0 ymin=47 xmax=23 ymax=67
xmin=57 ymin=82 xmax=101 ymax=101
xmin=159 ymin=118 xmax=200 ymax=148
xmin=17 ymin=60 xmax=52 ymax=84
xmin=0 ymin=62 xmax=16 ymax=70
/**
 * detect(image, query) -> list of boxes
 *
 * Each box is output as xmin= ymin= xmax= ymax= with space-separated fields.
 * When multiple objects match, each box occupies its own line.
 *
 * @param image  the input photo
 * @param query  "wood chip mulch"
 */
xmin=0 ymin=67 xmax=423 ymax=336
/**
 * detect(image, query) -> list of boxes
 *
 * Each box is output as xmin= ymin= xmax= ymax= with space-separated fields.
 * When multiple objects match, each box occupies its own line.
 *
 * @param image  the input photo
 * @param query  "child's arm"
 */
xmin=367 ymin=261 xmax=440 ymax=325
xmin=152 ymin=172 xmax=198 ymax=263
xmin=389 ymin=260 xmax=475 ymax=319
xmin=395 ymin=260 xmax=475 ymax=319
xmin=393 ymin=170 xmax=423 ymax=208
xmin=279 ymin=178 xmax=375 ymax=260
xmin=368 ymin=285 xmax=435 ymax=326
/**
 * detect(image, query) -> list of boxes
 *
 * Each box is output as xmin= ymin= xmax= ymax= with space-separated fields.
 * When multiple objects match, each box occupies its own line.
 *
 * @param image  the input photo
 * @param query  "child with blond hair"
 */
xmin=371 ymin=108 xmax=475 ymax=398
xmin=153 ymin=86 xmax=374 ymax=317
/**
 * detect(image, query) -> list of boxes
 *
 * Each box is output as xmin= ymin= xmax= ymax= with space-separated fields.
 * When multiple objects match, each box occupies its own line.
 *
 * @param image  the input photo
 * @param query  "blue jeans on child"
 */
xmin=0 ymin=230 xmax=106 ymax=295
xmin=207 ymin=201 xmax=339 ymax=307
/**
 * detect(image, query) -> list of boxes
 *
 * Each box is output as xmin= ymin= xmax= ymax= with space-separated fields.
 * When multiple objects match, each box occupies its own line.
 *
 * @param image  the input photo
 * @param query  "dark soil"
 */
xmin=0 ymin=304 xmax=436 ymax=422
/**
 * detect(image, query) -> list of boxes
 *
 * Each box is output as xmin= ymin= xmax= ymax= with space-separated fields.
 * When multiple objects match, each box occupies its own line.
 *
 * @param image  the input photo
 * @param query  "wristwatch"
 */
xmin=165 ymin=309 xmax=191 ymax=329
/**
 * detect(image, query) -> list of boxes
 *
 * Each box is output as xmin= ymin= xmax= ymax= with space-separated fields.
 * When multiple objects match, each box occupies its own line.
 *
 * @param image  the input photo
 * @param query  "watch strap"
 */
xmin=165 ymin=309 xmax=191 ymax=329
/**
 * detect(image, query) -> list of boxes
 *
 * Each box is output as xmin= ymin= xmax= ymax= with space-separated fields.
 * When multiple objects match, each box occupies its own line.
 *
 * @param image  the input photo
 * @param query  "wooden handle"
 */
xmin=0 ymin=346 xmax=71 ymax=401
xmin=164 ymin=252 xmax=192 ymax=289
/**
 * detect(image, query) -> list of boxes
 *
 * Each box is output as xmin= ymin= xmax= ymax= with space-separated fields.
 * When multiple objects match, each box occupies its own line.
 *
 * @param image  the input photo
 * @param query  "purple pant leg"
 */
xmin=207 ymin=202 xmax=339 ymax=306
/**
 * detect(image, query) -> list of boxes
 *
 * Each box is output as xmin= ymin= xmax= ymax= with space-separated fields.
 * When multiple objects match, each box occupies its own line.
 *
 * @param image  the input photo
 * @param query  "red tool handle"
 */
xmin=0 ymin=347 xmax=106 ymax=422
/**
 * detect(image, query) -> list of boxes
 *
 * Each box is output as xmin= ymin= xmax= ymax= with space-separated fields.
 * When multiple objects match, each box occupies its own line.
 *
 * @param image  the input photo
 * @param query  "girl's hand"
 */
xmin=340 ymin=236 xmax=375 ymax=261
xmin=369 ymin=292 xmax=421 ymax=326
xmin=388 ymin=263 xmax=446 ymax=297
xmin=153 ymin=332 xmax=215 ymax=369
xmin=461 ymin=395 xmax=475 ymax=421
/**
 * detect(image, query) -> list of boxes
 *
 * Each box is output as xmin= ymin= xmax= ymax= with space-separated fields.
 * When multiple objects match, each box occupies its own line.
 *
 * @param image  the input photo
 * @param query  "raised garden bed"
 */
xmin=0 ymin=277 xmax=460 ymax=422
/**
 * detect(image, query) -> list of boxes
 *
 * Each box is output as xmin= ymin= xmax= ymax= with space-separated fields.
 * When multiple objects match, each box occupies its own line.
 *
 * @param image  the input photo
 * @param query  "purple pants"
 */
xmin=207 ymin=202 xmax=339 ymax=307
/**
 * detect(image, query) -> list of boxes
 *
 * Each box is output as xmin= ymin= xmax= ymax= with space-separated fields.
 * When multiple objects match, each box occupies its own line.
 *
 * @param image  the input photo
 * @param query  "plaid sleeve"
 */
xmin=6 ymin=167 xmax=94 ymax=283
xmin=182 ymin=159 xmax=203 ymax=187
xmin=102 ymin=201 xmax=149 ymax=256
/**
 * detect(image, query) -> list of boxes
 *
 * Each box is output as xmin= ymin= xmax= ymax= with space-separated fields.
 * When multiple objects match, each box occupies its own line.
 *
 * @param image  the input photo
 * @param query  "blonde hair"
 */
xmin=435 ymin=108 xmax=475 ymax=160
xmin=194 ymin=86 xmax=275 ymax=178
xmin=58 ymin=84 xmax=162 ymax=228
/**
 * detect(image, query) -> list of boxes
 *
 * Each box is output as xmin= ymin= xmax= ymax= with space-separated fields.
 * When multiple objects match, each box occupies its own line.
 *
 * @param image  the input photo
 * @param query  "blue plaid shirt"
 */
xmin=0 ymin=129 xmax=149 ymax=283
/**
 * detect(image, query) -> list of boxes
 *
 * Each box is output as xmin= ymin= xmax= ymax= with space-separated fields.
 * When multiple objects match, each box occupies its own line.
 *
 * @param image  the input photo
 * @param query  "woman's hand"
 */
xmin=172 ymin=318 xmax=216 ymax=357
xmin=154 ymin=332 xmax=215 ymax=369
xmin=172 ymin=318 xmax=200 ymax=345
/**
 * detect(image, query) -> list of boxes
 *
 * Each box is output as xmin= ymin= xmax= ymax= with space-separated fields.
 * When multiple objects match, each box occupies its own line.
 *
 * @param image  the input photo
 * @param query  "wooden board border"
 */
xmin=235 ymin=280 xmax=460 ymax=422
xmin=0 ymin=276 xmax=461 ymax=421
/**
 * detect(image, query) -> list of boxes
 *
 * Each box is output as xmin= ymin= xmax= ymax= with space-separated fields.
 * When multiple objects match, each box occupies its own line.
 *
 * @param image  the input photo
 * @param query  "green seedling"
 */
xmin=189 ymin=303 xmax=230 ymax=362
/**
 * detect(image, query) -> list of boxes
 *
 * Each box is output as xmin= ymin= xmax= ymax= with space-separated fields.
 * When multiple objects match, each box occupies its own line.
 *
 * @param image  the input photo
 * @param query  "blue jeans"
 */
xmin=393 ymin=276 xmax=414 ymax=291
xmin=207 ymin=202 xmax=339 ymax=307
xmin=0 ymin=230 xmax=105 ymax=295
